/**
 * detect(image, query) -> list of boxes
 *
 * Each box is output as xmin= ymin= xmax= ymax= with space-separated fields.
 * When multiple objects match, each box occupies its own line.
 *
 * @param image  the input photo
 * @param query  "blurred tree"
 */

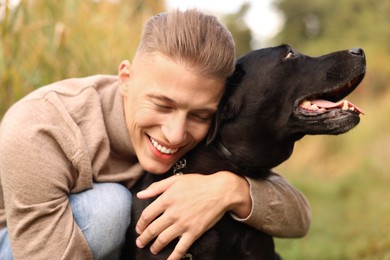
xmin=0 ymin=0 xmax=164 ymax=118
xmin=222 ymin=3 xmax=253 ymax=57
xmin=274 ymin=0 xmax=390 ymax=96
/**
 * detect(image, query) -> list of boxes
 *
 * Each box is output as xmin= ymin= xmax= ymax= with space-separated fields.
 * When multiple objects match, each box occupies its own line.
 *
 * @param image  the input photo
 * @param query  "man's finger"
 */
xmin=136 ymin=212 xmax=173 ymax=248
xmin=135 ymin=194 xmax=169 ymax=234
xmin=167 ymin=234 xmax=195 ymax=260
xmin=149 ymin=224 xmax=183 ymax=254
xmin=137 ymin=175 xmax=179 ymax=199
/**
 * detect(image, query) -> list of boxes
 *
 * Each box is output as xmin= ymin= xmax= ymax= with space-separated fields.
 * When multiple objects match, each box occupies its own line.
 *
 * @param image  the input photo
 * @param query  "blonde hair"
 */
xmin=137 ymin=9 xmax=236 ymax=80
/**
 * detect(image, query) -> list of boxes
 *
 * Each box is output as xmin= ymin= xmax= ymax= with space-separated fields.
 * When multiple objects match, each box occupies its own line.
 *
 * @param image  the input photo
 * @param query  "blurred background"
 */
xmin=0 ymin=0 xmax=389 ymax=259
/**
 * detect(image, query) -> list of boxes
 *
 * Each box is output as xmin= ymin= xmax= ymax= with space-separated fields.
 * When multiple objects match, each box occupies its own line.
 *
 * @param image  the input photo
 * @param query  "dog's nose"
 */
xmin=349 ymin=48 xmax=365 ymax=57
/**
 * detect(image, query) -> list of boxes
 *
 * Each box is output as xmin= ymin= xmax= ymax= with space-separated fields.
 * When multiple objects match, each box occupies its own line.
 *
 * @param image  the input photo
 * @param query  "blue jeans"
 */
xmin=0 ymin=182 xmax=132 ymax=260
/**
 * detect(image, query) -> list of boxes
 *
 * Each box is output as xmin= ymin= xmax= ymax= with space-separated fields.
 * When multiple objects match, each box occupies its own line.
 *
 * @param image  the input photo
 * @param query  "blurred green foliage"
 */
xmin=222 ymin=3 xmax=253 ymax=57
xmin=0 ymin=0 xmax=389 ymax=259
xmin=0 ymin=0 xmax=164 ymax=118
xmin=274 ymin=0 xmax=390 ymax=96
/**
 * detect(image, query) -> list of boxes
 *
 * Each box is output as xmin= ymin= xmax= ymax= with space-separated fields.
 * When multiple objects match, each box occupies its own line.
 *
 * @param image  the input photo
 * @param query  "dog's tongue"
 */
xmin=311 ymin=99 xmax=365 ymax=115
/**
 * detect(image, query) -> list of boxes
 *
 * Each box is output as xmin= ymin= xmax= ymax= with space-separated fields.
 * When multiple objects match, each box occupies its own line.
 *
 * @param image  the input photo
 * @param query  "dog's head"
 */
xmin=208 ymin=44 xmax=366 ymax=172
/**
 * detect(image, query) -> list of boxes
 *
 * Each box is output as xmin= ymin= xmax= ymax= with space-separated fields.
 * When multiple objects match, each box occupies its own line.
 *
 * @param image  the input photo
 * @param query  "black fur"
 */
xmin=122 ymin=45 xmax=366 ymax=259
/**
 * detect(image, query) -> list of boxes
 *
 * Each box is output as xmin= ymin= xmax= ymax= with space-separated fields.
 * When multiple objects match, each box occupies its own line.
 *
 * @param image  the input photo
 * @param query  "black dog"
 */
xmin=122 ymin=44 xmax=366 ymax=259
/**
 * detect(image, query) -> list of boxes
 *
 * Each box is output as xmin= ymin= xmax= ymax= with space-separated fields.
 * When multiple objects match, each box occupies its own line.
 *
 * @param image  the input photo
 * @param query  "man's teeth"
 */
xmin=150 ymin=137 xmax=178 ymax=154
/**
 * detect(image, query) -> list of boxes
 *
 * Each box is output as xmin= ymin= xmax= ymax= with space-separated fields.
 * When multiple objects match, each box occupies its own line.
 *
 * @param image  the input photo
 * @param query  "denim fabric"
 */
xmin=0 ymin=182 xmax=132 ymax=260
xmin=0 ymin=228 xmax=13 ymax=260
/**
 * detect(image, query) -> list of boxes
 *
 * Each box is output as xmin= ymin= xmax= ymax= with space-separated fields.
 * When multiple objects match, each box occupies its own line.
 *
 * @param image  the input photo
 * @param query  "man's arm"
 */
xmin=0 ymin=100 xmax=94 ymax=259
xmin=232 ymin=172 xmax=311 ymax=238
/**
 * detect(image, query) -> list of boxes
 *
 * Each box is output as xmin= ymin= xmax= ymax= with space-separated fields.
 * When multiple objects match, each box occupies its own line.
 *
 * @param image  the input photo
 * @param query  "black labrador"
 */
xmin=122 ymin=44 xmax=366 ymax=260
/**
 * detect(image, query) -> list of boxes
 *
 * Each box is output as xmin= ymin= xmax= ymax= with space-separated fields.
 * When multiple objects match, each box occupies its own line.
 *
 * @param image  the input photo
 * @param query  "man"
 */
xmin=0 ymin=9 xmax=310 ymax=260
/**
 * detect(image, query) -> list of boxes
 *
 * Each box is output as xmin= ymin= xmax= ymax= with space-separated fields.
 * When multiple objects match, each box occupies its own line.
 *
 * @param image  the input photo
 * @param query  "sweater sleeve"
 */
xmin=231 ymin=172 xmax=311 ymax=238
xmin=0 ymin=99 xmax=94 ymax=259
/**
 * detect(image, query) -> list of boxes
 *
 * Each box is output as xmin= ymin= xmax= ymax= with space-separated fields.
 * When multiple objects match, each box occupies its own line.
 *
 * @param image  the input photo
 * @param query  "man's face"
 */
xmin=119 ymin=53 xmax=225 ymax=174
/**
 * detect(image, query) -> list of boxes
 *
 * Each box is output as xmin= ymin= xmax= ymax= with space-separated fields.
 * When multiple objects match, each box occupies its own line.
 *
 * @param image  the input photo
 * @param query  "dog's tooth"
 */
xmin=310 ymin=104 xmax=319 ymax=110
xmin=342 ymin=100 xmax=349 ymax=110
xmin=301 ymin=100 xmax=311 ymax=108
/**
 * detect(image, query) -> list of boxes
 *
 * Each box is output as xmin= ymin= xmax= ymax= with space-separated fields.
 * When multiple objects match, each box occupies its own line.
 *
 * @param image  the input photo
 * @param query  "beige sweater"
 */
xmin=0 ymin=75 xmax=311 ymax=259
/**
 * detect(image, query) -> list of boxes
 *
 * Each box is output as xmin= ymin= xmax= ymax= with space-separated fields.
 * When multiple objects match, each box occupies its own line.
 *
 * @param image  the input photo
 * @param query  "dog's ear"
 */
xmin=206 ymin=64 xmax=245 ymax=145
xmin=206 ymin=115 xmax=221 ymax=146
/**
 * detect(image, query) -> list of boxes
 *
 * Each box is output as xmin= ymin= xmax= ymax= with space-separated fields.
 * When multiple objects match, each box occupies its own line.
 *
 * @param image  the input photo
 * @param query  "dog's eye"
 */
xmin=285 ymin=50 xmax=295 ymax=59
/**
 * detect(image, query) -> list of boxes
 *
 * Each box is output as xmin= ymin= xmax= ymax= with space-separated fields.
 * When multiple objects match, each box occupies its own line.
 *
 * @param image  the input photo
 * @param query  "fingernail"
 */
xmin=136 ymin=238 xmax=144 ymax=248
xmin=136 ymin=190 xmax=146 ymax=198
xmin=135 ymin=226 xmax=140 ymax=234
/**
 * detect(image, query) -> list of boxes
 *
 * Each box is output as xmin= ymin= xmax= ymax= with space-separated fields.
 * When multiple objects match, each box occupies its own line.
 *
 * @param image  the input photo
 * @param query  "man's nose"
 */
xmin=162 ymin=114 xmax=188 ymax=145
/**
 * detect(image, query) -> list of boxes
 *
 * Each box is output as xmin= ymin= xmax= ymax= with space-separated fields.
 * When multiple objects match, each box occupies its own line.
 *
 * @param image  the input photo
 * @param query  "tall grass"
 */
xmin=0 ymin=0 xmax=165 ymax=118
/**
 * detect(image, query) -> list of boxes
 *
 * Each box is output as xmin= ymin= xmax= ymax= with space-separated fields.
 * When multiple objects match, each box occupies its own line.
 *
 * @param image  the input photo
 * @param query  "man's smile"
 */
xmin=149 ymin=136 xmax=179 ymax=155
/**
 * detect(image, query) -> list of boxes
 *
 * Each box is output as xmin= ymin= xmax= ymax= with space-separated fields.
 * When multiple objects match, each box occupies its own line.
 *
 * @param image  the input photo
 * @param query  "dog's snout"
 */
xmin=349 ymin=48 xmax=365 ymax=57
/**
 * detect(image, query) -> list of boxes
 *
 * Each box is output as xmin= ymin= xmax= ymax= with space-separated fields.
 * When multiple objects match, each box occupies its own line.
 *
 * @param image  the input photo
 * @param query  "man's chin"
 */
xmin=141 ymin=161 xmax=174 ymax=175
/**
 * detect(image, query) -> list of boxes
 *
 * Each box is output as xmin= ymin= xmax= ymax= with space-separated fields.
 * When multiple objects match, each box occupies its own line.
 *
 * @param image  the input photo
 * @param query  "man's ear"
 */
xmin=118 ymin=60 xmax=131 ymax=95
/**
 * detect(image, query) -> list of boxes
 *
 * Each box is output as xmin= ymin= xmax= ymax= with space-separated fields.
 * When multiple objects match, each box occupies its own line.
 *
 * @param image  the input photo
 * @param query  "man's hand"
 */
xmin=135 ymin=171 xmax=251 ymax=260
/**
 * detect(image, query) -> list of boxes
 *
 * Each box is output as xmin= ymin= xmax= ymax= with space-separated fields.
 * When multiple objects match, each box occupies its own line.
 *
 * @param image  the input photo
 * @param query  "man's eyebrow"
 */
xmin=146 ymin=94 xmax=217 ymax=113
xmin=193 ymin=107 xmax=217 ymax=114
xmin=146 ymin=94 xmax=174 ymax=103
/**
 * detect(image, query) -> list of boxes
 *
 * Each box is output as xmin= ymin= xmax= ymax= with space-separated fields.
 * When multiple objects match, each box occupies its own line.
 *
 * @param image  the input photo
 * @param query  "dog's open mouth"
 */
xmin=296 ymin=73 xmax=365 ymax=116
xmin=298 ymin=99 xmax=364 ymax=115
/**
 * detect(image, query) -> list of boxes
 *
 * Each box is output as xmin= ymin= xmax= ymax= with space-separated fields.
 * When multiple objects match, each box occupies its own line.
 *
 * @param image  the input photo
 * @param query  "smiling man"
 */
xmin=0 ymin=9 xmax=310 ymax=260
xmin=118 ymin=54 xmax=224 ymax=175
